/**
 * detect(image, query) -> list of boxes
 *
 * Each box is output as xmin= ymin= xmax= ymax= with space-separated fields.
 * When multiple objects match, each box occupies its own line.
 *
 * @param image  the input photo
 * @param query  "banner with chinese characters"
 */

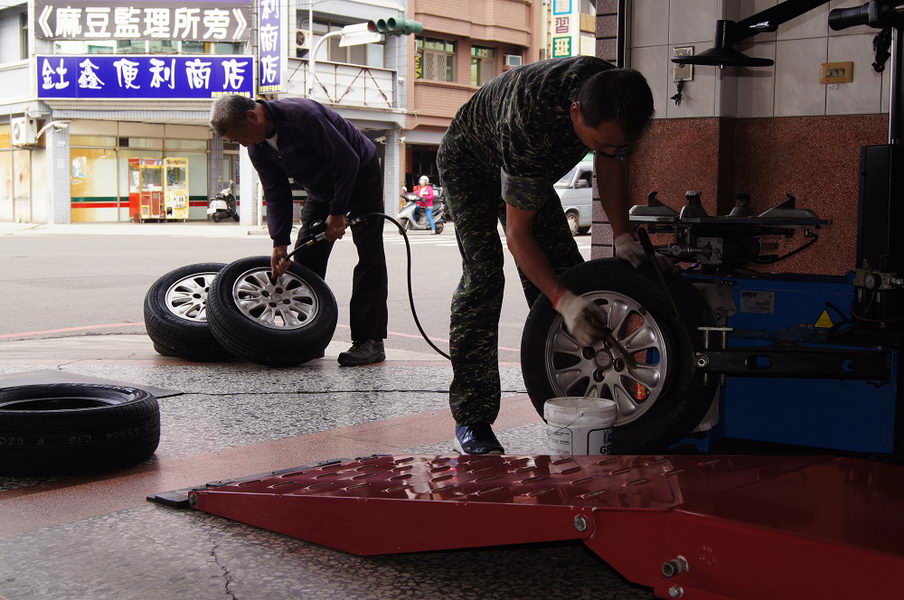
xmin=550 ymin=0 xmax=578 ymax=58
xmin=36 ymin=55 xmax=254 ymax=99
xmin=34 ymin=0 xmax=251 ymax=42
xmin=256 ymin=0 xmax=283 ymax=93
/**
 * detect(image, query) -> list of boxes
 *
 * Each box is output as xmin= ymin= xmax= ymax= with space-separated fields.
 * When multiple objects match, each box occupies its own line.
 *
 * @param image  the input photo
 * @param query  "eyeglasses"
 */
xmin=596 ymin=146 xmax=631 ymax=160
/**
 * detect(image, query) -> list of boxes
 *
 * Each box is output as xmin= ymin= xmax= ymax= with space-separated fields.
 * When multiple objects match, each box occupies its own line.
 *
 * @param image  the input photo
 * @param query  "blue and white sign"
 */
xmin=37 ymin=55 xmax=254 ymax=99
xmin=34 ymin=0 xmax=251 ymax=42
xmin=257 ymin=0 xmax=283 ymax=93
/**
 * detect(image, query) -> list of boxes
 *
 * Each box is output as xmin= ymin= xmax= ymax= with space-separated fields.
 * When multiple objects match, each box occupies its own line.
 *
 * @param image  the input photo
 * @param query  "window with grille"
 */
xmin=470 ymin=46 xmax=496 ymax=87
xmin=415 ymin=38 xmax=455 ymax=82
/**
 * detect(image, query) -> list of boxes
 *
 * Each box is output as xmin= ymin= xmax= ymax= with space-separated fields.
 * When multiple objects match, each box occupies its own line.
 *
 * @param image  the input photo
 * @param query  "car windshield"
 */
xmin=554 ymin=167 xmax=577 ymax=188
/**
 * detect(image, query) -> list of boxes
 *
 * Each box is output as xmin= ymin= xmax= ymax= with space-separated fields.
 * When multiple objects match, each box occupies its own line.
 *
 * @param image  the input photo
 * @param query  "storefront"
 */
xmin=0 ymin=125 xmax=33 ymax=223
xmin=66 ymin=121 xmax=214 ymax=222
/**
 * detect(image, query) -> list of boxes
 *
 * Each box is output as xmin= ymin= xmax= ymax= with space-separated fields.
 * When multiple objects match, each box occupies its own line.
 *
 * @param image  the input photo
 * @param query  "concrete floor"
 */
xmin=0 ymin=333 xmax=654 ymax=600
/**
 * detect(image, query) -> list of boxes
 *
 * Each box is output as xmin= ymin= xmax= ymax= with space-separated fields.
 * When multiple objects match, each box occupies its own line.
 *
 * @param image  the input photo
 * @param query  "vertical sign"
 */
xmin=257 ymin=0 xmax=283 ymax=93
xmin=550 ymin=0 xmax=577 ymax=58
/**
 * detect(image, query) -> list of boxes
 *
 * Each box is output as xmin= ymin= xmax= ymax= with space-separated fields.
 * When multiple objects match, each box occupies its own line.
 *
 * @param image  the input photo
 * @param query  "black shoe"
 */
xmin=337 ymin=340 xmax=385 ymax=366
xmin=454 ymin=423 xmax=504 ymax=455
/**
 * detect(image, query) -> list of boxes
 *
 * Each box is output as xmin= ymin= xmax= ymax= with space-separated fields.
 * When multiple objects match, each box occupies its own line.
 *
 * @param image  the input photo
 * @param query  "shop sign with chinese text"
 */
xmin=34 ymin=0 xmax=250 ymax=42
xmin=550 ymin=0 xmax=577 ymax=58
xmin=36 ymin=55 xmax=254 ymax=98
xmin=257 ymin=0 xmax=283 ymax=93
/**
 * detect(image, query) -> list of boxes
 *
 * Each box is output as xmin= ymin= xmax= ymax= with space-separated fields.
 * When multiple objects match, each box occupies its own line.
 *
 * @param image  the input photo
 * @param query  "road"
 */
xmin=0 ymin=224 xmax=591 ymax=363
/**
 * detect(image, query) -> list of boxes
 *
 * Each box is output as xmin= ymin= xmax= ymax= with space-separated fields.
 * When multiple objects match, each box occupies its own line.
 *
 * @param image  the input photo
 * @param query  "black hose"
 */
xmin=286 ymin=212 xmax=452 ymax=361
xmin=364 ymin=212 xmax=452 ymax=360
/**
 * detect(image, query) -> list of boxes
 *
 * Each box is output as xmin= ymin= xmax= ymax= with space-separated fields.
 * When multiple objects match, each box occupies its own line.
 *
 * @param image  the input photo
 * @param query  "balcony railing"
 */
xmin=285 ymin=58 xmax=396 ymax=110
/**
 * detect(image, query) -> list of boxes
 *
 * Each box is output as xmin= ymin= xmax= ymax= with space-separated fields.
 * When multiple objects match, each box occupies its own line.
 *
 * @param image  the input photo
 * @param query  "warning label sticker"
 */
xmin=815 ymin=309 xmax=834 ymax=328
xmin=740 ymin=290 xmax=775 ymax=314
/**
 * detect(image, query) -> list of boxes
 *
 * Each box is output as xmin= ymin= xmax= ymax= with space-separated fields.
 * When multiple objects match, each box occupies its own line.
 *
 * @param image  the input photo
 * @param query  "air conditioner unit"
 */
xmin=295 ymin=29 xmax=309 ymax=49
xmin=11 ymin=116 xmax=37 ymax=147
xmin=504 ymin=54 xmax=522 ymax=67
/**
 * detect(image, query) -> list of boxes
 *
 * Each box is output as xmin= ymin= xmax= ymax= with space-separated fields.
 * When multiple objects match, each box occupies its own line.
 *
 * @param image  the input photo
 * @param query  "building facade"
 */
xmin=0 ymin=0 xmax=414 ymax=224
xmin=401 ymin=0 xmax=541 ymax=190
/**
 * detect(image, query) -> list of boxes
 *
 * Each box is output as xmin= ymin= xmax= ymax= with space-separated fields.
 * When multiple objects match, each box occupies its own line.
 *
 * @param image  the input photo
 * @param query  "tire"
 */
xmin=144 ymin=263 xmax=232 ymax=362
xmin=206 ymin=256 xmax=338 ymax=367
xmin=566 ymin=211 xmax=580 ymax=236
xmin=434 ymin=221 xmax=444 ymax=234
xmin=212 ymin=214 xmax=222 ymax=223
xmin=399 ymin=217 xmax=412 ymax=232
xmin=521 ymin=259 xmax=718 ymax=453
xmin=0 ymin=384 xmax=160 ymax=475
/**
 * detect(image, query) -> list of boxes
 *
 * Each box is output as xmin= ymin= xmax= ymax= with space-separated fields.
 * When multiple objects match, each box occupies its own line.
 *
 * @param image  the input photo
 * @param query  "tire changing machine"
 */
xmin=151 ymin=3 xmax=904 ymax=598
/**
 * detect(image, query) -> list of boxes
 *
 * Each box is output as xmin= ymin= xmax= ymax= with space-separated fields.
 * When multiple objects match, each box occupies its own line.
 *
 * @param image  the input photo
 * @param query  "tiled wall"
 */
xmin=628 ymin=0 xmax=888 ymax=119
xmin=604 ymin=0 xmax=891 ymax=275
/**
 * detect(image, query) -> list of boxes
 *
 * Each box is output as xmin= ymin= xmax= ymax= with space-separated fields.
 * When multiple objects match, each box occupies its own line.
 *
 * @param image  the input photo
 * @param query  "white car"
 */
xmin=554 ymin=160 xmax=593 ymax=236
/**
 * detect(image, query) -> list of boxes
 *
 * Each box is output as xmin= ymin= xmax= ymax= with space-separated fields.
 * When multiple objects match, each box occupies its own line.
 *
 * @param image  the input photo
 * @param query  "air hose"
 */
xmin=285 ymin=212 xmax=451 ymax=360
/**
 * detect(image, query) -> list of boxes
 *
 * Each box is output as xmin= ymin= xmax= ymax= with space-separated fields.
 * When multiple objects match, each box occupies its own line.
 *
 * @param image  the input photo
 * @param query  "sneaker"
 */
xmin=453 ymin=423 xmax=504 ymax=455
xmin=337 ymin=340 xmax=385 ymax=366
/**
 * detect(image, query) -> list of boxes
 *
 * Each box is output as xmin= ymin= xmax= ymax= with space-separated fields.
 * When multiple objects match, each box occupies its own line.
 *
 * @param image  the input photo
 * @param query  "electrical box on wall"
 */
xmin=10 ymin=116 xmax=37 ymax=147
xmin=821 ymin=61 xmax=854 ymax=84
xmin=504 ymin=54 xmax=522 ymax=68
xmin=673 ymin=47 xmax=694 ymax=82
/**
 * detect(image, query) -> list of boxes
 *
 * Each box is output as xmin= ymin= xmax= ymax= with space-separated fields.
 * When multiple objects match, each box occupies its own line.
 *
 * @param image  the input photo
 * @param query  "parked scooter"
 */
xmin=207 ymin=181 xmax=238 ymax=222
xmin=398 ymin=192 xmax=445 ymax=234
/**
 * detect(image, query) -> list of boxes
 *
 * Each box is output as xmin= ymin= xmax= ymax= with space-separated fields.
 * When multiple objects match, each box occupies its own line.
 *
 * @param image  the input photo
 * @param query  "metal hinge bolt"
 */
xmin=668 ymin=585 xmax=685 ymax=598
xmin=662 ymin=555 xmax=689 ymax=578
xmin=573 ymin=514 xmax=589 ymax=532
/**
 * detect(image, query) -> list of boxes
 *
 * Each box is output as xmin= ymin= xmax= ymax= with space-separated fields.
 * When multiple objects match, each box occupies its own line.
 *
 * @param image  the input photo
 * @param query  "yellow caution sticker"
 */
xmin=815 ymin=309 xmax=834 ymax=328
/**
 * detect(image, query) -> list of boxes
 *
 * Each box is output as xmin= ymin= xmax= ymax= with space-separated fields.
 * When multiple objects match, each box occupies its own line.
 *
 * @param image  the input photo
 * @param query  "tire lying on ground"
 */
xmin=206 ymin=256 xmax=338 ymax=367
xmin=521 ymin=258 xmax=719 ymax=454
xmin=144 ymin=262 xmax=232 ymax=361
xmin=0 ymin=384 xmax=160 ymax=475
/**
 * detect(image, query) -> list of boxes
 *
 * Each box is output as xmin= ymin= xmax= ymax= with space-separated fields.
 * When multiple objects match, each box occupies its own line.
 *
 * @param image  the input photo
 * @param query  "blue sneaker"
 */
xmin=454 ymin=423 xmax=504 ymax=455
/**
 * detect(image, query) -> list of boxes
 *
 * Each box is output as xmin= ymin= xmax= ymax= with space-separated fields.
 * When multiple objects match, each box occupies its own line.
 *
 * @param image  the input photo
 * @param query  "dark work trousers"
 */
xmin=294 ymin=158 xmax=388 ymax=342
xmin=438 ymin=166 xmax=584 ymax=425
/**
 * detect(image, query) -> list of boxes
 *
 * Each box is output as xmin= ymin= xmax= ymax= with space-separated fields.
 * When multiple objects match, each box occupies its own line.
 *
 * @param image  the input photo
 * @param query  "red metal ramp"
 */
xmin=175 ymin=455 xmax=904 ymax=599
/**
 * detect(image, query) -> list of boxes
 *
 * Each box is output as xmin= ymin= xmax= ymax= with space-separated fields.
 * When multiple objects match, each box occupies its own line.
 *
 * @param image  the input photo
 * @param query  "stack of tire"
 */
xmin=144 ymin=257 xmax=337 ymax=367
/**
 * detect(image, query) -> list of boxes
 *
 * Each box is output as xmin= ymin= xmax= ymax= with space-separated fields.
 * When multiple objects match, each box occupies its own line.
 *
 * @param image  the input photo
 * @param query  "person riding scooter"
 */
xmin=413 ymin=175 xmax=437 ymax=232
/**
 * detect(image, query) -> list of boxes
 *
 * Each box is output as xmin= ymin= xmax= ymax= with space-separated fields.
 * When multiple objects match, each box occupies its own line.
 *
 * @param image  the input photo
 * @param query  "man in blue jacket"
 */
xmin=210 ymin=95 xmax=387 ymax=366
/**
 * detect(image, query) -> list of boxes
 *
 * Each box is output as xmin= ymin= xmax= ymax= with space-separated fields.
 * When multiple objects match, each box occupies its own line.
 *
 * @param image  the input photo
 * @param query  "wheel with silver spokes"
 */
xmin=207 ymin=256 xmax=337 ymax=367
xmin=542 ymin=290 xmax=669 ymax=427
xmin=144 ymin=263 xmax=231 ymax=361
xmin=521 ymin=258 xmax=718 ymax=453
xmin=165 ymin=271 xmax=216 ymax=322
xmin=231 ymin=268 xmax=321 ymax=330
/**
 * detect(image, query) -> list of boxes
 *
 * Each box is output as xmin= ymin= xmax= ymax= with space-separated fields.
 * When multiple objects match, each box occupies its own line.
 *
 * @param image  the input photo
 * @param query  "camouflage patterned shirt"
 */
xmin=438 ymin=56 xmax=613 ymax=211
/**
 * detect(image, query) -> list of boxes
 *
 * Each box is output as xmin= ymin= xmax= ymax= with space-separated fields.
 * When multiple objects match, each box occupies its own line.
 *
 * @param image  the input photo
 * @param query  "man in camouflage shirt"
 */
xmin=438 ymin=56 xmax=661 ymax=454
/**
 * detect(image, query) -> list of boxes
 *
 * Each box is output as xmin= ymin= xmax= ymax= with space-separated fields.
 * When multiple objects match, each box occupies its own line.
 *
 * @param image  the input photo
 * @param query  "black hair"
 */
xmin=209 ymin=94 xmax=258 ymax=135
xmin=577 ymin=69 xmax=654 ymax=139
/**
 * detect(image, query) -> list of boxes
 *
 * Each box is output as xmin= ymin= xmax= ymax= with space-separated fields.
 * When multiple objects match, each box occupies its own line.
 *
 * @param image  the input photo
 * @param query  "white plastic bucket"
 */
xmin=544 ymin=397 xmax=618 ymax=455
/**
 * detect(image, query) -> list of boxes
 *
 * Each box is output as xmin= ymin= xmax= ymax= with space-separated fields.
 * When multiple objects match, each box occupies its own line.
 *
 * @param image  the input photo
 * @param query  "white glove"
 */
xmin=614 ymin=233 xmax=674 ymax=272
xmin=553 ymin=290 xmax=609 ymax=347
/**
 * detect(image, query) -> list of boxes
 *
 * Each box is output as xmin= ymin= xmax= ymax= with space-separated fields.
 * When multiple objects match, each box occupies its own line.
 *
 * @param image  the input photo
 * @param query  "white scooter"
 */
xmin=206 ymin=182 xmax=238 ymax=222
xmin=398 ymin=193 xmax=445 ymax=234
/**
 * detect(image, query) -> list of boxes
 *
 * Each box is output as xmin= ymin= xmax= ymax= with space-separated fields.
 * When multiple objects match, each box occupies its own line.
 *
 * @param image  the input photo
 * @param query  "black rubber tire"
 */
xmin=399 ymin=217 xmax=412 ymax=232
xmin=566 ymin=212 xmax=580 ymax=236
xmin=521 ymin=258 xmax=718 ymax=453
xmin=0 ymin=384 xmax=160 ymax=475
xmin=206 ymin=256 xmax=338 ymax=367
xmin=144 ymin=263 xmax=232 ymax=362
xmin=434 ymin=221 xmax=444 ymax=234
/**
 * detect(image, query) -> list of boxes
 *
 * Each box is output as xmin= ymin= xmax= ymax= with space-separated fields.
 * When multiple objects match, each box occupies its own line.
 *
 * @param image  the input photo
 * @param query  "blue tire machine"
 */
xmin=630 ymin=0 xmax=904 ymax=458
